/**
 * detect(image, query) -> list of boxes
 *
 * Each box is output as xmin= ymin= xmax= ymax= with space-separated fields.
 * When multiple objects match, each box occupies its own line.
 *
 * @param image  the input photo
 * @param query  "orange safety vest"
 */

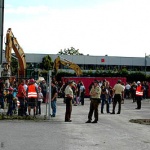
xmin=136 ymin=85 xmax=143 ymax=96
xmin=28 ymin=84 xmax=37 ymax=98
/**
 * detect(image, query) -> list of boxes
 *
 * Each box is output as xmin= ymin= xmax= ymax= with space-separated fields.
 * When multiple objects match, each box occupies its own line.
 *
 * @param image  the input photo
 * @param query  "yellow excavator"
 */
xmin=53 ymin=56 xmax=82 ymax=76
xmin=5 ymin=28 xmax=26 ymax=78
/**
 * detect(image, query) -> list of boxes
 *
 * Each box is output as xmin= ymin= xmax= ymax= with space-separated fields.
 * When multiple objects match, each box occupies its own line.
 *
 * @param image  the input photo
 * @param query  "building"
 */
xmin=1 ymin=51 xmax=150 ymax=78
xmin=25 ymin=53 xmax=150 ymax=73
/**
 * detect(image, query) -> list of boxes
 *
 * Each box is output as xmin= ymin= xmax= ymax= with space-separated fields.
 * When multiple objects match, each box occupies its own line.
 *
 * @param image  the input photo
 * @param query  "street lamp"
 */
xmin=145 ymin=53 xmax=150 ymax=76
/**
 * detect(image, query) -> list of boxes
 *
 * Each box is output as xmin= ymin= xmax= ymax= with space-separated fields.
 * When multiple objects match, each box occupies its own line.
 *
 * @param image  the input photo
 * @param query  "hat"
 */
xmin=29 ymin=79 xmax=35 ymax=84
xmin=118 ymin=80 xmax=121 ymax=83
xmin=68 ymin=80 xmax=73 ymax=84
xmin=137 ymin=81 xmax=140 ymax=84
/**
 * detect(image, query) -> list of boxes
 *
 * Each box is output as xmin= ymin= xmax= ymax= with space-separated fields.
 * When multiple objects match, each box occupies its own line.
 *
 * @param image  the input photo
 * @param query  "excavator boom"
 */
xmin=53 ymin=56 xmax=82 ymax=76
xmin=5 ymin=28 xmax=26 ymax=78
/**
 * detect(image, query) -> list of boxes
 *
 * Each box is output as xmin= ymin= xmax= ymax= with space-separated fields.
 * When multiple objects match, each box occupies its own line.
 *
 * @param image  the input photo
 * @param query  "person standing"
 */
xmin=125 ymin=82 xmax=131 ymax=99
xmin=51 ymin=81 xmax=58 ymax=117
xmin=135 ymin=81 xmax=143 ymax=109
xmin=111 ymin=80 xmax=124 ymax=114
xmin=101 ymin=84 xmax=110 ymax=114
xmin=86 ymin=80 xmax=101 ymax=123
xmin=37 ymin=87 xmax=43 ymax=115
xmin=79 ymin=82 xmax=85 ymax=105
xmin=40 ymin=80 xmax=47 ymax=103
xmin=64 ymin=81 xmax=74 ymax=122
xmin=131 ymin=81 xmax=137 ymax=103
xmin=6 ymin=88 xmax=14 ymax=116
xmin=0 ymin=89 xmax=4 ymax=109
xmin=26 ymin=79 xmax=38 ymax=116
xmin=17 ymin=79 xmax=27 ymax=116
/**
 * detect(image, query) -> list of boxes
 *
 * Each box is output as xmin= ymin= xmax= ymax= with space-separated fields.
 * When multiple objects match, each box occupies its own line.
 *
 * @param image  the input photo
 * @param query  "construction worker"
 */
xmin=26 ymin=79 xmax=38 ymax=116
xmin=135 ymin=81 xmax=143 ymax=109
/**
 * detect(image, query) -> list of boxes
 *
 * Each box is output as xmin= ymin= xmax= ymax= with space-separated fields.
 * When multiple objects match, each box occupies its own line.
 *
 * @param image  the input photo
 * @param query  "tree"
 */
xmin=11 ymin=57 xmax=18 ymax=76
xmin=58 ymin=47 xmax=83 ymax=55
xmin=40 ymin=55 xmax=53 ymax=70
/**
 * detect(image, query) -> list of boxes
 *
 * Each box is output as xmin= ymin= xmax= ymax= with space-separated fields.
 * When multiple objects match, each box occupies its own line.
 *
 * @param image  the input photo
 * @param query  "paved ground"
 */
xmin=0 ymin=98 xmax=150 ymax=150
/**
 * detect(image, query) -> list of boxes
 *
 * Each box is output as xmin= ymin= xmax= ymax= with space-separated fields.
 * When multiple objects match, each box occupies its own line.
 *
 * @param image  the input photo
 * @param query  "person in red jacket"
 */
xmin=17 ymin=79 xmax=26 ymax=116
xmin=135 ymin=81 xmax=143 ymax=109
xmin=26 ymin=79 xmax=38 ymax=116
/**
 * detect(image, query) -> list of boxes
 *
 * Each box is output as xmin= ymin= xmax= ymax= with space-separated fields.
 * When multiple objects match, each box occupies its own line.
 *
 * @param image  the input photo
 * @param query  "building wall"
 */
xmin=23 ymin=53 xmax=149 ymax=67
xmin=1 ymin=51 xmax=150 ymax=68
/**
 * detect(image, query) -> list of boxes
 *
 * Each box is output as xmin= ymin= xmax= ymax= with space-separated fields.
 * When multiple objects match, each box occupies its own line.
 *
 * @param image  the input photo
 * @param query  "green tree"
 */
xmin=11 ymin=57 xmax=18 ymax=76
xmin=40 ymin=55 xmax=53 ymax=70
xmin=58 ymin=47 xmax=83 ymax=55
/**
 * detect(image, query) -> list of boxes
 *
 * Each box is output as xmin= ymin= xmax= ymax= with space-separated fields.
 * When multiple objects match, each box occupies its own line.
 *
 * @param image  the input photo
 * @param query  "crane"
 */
xmin=5 ymin=28 xmax=26 ymax=78
xmin=53 ymin=56 xmax=82 ymax=76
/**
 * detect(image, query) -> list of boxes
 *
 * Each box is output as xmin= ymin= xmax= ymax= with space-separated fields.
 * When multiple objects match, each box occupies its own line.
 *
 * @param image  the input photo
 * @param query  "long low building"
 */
xmin=25 ymin=53 xmax=150 ymax=73
xmin=1 ymin=51 xmax=150 ymax=77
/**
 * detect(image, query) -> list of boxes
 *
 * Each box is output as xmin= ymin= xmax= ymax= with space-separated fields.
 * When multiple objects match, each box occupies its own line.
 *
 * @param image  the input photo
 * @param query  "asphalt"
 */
xmin=0 ymin=98 xmax=150 ymax=150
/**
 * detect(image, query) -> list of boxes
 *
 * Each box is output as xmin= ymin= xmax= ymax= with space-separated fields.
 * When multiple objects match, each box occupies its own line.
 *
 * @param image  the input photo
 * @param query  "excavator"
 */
xmin=4 ymin=28 xmax=26 ymax=78
xmin=53 ymin=56 xmax=82 ymax=76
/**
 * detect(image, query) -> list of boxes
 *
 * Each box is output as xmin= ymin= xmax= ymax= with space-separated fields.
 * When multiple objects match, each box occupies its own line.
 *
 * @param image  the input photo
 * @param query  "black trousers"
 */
xmin=112 ymin=94 xmax=122 ymax=113
xmin=65 ymin=97 xmax=72 ymax=121
xmin=18 ymin=97 xmax=26 ymax=116
xmin=88 ymin=99 xmax=99 ymax=121
xmin=136 ymin=96 xmax=142 ymax=109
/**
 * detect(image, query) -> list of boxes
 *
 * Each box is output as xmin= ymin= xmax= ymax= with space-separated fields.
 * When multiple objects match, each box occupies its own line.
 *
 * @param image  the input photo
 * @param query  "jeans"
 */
xmin=51 ymin=100 xmax=56 ymax=116
xmin=37 ymin=101 xmax=42 ymax=114
xmin=7 ymin=103 xmax=13 ymax=116
xmin=101 ymin=98 xmax=109 ymax=113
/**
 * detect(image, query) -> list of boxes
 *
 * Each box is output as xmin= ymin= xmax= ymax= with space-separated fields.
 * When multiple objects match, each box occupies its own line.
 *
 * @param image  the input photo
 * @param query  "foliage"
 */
xmin=40 ymin=55 xmax=53 ymax=70
xmin=55 ymin=69 xmax=147 ymax=82
xmin=11 ymin=57 xmax=18 ymax=76
xmin=58 ymin=47 xmax=83 ymax=55
xmin=54 ymin=71 xmax=75 ymax=81
xmin=127 ymin=72 xmax=146 ymax=82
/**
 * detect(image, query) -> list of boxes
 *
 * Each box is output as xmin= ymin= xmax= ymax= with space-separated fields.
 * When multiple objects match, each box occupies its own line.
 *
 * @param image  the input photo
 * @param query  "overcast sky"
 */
xmin=3 ymin=0 xmax=150 ymax=57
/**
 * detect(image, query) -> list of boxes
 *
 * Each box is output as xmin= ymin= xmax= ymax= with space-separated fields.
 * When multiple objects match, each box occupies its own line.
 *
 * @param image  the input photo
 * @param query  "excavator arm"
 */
xmin=53 ymin=56 xmax=82 ymax=76
xmin=5 ymin=28 xmax=26 ymax=78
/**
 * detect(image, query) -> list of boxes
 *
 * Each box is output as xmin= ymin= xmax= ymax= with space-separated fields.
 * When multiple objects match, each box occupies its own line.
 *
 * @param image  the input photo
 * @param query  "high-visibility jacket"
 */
xmin=27 ymin=84 xmax=38 ymax=98
xmin=136 ymin=85 xmax=143 ymax=96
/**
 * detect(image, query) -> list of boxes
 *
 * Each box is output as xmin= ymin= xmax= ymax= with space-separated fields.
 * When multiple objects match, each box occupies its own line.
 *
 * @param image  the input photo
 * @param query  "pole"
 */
xmin=145 ymin=53 xmax=146 ymax=76
xmin=0 ymin=0 xmax=4 ymax=64
xmin=48 ymin=70 xmax=51 ymax=120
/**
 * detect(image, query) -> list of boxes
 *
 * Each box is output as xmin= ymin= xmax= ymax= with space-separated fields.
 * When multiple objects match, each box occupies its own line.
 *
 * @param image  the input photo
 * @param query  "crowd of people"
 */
xmin=0 ymin=78 xmax=54 ymax=117
xmin=0 ymin=77 xmax=149 ymax=123
xmin=58 ymin=79 xmax=149 ymax=123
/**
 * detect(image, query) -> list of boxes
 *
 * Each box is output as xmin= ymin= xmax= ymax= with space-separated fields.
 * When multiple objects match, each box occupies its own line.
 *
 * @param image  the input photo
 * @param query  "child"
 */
xmin=6 ymin=87 xmax=14 ymax=116
xmin=12 ymin=87 xmax=18 ymax=114
xmin=37 ymin=87 xmax=43 ymax=115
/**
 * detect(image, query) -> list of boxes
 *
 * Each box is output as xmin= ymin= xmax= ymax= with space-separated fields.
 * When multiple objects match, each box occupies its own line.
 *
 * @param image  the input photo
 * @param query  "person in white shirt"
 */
xmin=64 ymin=81 xmax=74 ymax=122
xmin=125 ymin=83 xmax=131 ymax=99
xmin=37 ymin=87 xmax=43 ymax=115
